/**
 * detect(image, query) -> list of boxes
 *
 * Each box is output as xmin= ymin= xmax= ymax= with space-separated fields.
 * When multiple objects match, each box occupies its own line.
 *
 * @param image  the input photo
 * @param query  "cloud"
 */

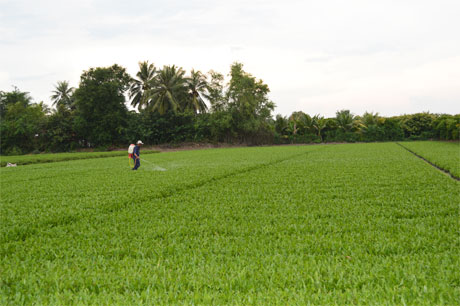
xmin=305 ymin=56 xmax=334 ymax=63
xmin=11 ymin=72 xmax=56 ymax=82
xmin=1 ymin=0 xmax=459 ymax=116
xmin=0 ymin=71 xmax=10 ymax=85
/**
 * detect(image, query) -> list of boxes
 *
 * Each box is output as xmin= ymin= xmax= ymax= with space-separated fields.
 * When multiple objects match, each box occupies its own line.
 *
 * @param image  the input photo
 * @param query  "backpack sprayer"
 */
xmin=128 ymin=143 xmax=135 ymax=169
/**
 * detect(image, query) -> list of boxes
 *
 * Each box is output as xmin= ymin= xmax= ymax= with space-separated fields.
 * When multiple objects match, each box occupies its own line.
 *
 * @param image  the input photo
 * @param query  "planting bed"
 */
xmin=1 ymin=142 xmax=458 ymax=304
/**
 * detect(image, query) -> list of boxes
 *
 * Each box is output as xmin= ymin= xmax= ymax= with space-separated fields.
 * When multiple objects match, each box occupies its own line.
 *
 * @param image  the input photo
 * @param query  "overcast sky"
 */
xmin=1 ymin=0 xmax=459 ymax=117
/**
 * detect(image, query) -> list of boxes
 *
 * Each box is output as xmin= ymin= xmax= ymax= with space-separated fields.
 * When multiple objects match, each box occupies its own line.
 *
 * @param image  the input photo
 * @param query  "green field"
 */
xmin=0 ymin=150 xmax=159 ymax=167
xmin=1 ymin=142 xmax=459 ymax=305
xmin=398 ymin=141 xmax=460 ymax=178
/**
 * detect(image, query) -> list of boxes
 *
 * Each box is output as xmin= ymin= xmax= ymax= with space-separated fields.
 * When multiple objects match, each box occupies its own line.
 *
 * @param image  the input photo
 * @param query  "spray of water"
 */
xmin=151 ymin=165 xmax=167 ymax=171
xmin=140 ymin=158 xmax=167 ymax=171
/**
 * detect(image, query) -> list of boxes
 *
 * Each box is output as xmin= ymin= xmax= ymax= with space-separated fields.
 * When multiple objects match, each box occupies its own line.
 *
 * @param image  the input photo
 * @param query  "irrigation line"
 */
xmin=396 ymin=142 xmax=460 ymax=181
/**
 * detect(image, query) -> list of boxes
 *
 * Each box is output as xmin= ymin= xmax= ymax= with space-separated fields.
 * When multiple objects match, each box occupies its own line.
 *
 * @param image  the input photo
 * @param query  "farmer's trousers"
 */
xmin=133 ymin=157 xmax=140 ymax=170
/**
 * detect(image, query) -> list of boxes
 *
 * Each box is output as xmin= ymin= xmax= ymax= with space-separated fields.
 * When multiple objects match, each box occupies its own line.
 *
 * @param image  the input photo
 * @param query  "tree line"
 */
xmin=0 ymin=62 xmax=458 ymax=155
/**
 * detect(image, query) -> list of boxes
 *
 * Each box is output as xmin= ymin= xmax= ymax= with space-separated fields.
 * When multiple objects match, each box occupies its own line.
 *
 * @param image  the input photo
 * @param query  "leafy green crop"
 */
xmin=399 ymin=141 xmax=460 ymax=178
xmin=0 ymin=150 xmax=159 ymax=167
xmin=1 ymin=143 xmax=458 ymax=305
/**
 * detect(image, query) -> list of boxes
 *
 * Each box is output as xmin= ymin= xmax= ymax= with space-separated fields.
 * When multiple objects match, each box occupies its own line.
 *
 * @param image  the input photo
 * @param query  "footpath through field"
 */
xmin=1 ymin=143 xmax=458 ymax=304
xmin=397 ymin=141 xmax=460 ymax=180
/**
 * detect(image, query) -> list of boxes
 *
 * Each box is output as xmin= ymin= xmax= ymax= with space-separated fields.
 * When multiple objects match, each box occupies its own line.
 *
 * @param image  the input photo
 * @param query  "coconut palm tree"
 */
xmin=288 ymin=112 xmax=303 ymax=135
xmin=335 ymin=109 xmax=355 ymax=132
xmin=358 ymin=112 xmax=383 ymax=140
xmin=312 ymin=115 xmax=327 ymax=141
xmin=361 ymin=112 xmax=380 ymax=127
xmin=289 ymin=111 xmax=313 ymax=135
xmin=146 ymin=65 xmax=187 ymax=115
xmin=129 ymin=61 xmax=156 ymax=110
xmin=275 ymin=114 xmax=289 ymax=136
xmin=183 ymin=69 xmax=208 ymax=113
xmin=51 ymin=81 xmax=74 ymax=110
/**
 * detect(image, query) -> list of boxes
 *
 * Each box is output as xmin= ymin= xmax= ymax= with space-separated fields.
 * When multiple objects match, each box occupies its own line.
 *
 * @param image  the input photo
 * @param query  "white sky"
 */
xmin=1 ymin=0 xmax=459 ymax=117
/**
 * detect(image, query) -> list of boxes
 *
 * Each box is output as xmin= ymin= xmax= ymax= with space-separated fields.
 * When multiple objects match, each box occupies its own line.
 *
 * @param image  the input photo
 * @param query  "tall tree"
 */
xmin=289 ymin=111 xmax=313 ymax=135
xmin=146 ymin=65 xmax=187 ymax=115
xmin=275 ymin=114 xmax=289 ymax=136
xmin=398 ymin=112 xmax=435 ymax=138
xmin=0 ymin=87 xmax=48 ymax=154
xmin=361 ymin=112 xmax=380 ymax=127
xmin=45 ymin=106 xmax=77 ymax=152
xmin=358 ymin=111 xmax=383 ymax=140
xmin=205 ymin=70 xmax=226 ymax=112
xmin=0 ymin=86 xmax=33 ymax=117
xmin=433 ymin=114 xmax=460 ymax=140
xmin=51 ymin=81 xmax=74 ymax=110
xmin=184 ymin=69 xmax=208 ymax=114
xmin=73 ymin=64 xmax=131 ymax=146
xmin=312 ymin=115 xmax=326 ymax=141
xmin=335 ymin=109 xmax=356 ymax=132
xmin=129 ymin=61 xmax=156 ymax=110
xmin=226 ymin=62 xmax=275 ymax=141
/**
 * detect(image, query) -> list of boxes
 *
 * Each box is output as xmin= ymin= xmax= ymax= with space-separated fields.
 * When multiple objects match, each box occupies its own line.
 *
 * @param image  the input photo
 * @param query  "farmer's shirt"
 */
xmin=133 ymin=145 xmax=140 ymax=158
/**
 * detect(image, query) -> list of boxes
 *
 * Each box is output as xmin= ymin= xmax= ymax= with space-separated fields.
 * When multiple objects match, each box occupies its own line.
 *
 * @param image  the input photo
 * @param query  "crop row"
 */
xmin=0 ymin=150 xmax=159 ymax=167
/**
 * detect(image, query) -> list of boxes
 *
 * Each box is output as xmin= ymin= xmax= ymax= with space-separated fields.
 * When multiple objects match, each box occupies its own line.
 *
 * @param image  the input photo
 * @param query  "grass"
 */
xmin=0 ymin=150 xmax=159 ymax=167
xmin=0 ymin=142 xmax=458 ymax=304
xmin=398 ymin=141 xmax=459 ymax=178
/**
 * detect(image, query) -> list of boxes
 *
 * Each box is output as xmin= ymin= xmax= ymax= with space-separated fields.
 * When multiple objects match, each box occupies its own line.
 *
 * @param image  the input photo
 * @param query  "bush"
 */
xmin=5 ymin=146 xmax=23 ymax=156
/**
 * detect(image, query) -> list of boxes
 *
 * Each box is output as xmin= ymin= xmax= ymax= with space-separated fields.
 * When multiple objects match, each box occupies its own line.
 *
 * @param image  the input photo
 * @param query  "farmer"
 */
xmin=132 ymin=140 xmax=143 ymax=170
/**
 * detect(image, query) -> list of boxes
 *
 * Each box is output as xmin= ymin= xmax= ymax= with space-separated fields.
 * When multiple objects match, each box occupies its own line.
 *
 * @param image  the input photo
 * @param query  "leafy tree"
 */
xmin=205 ymin=70 xmax=226 ymax=112
xmin=398 ymin=112 xmax=435 ymax=139
xmin=381 ymin=117 xmax=404 ymax=141
xmin=184 ymin=69 xmax=208 ymax=114
xmin=51 ymin=81 xmax=75 ymax=110
xmin=73 ymin=64 xmax=131 ymax=147
xmin=45 ymin=107 xmax=77 ymax=152
xmin=146 ymin=65 xmax=187 ymax=115
xmin=0 ymin=88 xmax=48 ymax=154
xmin=129 ymin=61 xmax=156 ymax=110
xmin=226 ymin=62 xmax=275 ymax=142
xmin=433 ymin=114 xmax=460 ymax=140
xmin=0 ymin=86 xmax=33 ymax=118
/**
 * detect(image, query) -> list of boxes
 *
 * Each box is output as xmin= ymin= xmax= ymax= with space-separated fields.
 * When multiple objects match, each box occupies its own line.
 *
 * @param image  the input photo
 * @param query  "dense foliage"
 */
xmin=1 ymin=143 xmax=458 ymax=304
xmin=1 ymin=62 xmax=458 ymax=155
xmin=73 ymin=64 xmax=132 ymax=147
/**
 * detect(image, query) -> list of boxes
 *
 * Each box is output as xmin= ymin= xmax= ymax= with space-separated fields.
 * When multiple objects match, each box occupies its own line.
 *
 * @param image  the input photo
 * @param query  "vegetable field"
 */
xmin=1 ymin=142 xmax=459 ymax=305
xmin=0 ymin=150 xmax=159 ymax=167
xmin=398 ymin=141 xmax=460 ymax=178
